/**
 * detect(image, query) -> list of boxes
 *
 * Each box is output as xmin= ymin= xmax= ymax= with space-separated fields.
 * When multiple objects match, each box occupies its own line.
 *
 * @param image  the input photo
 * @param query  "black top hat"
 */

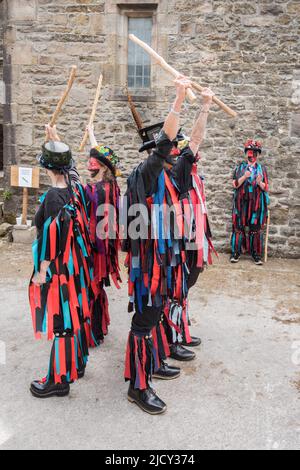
xmin=37 ymin=141 xmax=73 ymax=171
xmin=138 ymin=122 xmax=186 ymax=154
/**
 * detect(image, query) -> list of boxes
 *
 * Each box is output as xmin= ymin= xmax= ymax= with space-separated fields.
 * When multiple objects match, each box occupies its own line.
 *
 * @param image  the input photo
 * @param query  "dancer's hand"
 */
xmin=174 ymin=75 xmax=192 ymax=104
xmin=45 ymin=124 xmax=60 ymax=142
xmin=32 ymin=271 xmax=47 ymax=286
xmin=201 ymin=87 xmax=214 ymax=108
xmin=256 ymin=174 xmax=262 ymax=184
xmin=245 ymin=170 xmax=251 ymax=179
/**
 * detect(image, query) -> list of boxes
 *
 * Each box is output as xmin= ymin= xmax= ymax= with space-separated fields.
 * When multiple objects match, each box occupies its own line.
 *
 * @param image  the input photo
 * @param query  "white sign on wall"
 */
xmin=18 ymin=167 xmax=33 ymax=188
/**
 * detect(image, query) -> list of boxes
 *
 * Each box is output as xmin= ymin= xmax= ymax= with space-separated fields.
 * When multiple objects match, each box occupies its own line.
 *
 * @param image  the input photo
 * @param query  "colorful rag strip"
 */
xmin=162 ymin=300 xmax=192 ymax=345
xmin=29 ymin=183 xmax=94 ymax=341
xmin=151 ymin=317 xmax=170 ymax=365
xmin=124 ymin=332 xmax=158 ymax=390
xmin=124 ymin=168 xmax=188 ymax=314
xmin=232 ymin=162 xmax=269 ymax=230
xmin=232 ymin=162 xmax=269 ymax=255
xmin=46 ymin=324 xmax=89 ymax=385
xmin=85 ymin=180 xmax=121 ymax=289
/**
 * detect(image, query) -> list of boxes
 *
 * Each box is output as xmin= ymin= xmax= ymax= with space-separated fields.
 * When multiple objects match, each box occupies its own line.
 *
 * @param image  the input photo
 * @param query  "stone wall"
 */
xmin=0 ymin=0 xmax=4 ymax=172
xmin=2 ymin=0 xmax=300 ymax=257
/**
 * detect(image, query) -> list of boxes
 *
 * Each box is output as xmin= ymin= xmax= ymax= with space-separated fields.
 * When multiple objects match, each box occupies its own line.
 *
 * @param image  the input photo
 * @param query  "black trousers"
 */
xmin=131 ymin=297 xmax=162 ymax=336
xmin=187 ymin=250 xmax=203 ymax=290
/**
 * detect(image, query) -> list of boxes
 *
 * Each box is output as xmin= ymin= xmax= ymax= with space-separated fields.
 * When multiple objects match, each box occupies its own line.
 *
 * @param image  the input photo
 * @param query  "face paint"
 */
xmin=88 ymin=157 xmax=102 ymax=172
xmin=247 ymin=150 xmax=258 ymax=164
xmin=170 ymin=147 xmax=181 ymax=157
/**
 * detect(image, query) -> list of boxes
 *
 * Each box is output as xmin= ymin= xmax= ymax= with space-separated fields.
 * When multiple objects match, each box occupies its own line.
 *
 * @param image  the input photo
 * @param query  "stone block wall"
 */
xmin=1 ymin=0 xmax=300 ymax=257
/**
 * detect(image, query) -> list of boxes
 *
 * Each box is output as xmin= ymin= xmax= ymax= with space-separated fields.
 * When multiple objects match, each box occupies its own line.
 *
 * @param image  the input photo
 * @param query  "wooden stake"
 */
xmin=21 ymin=188 xmax=28 ymax=226
xmin=191 ymin=81 xmax=237 ymax=118
xmin=79 ymin=73 xmax=103 ymax=152
xmin=49 ymin=65 xmax=77 ymax=127
xmin=264 ymin=211 xmax=271 ymax=263
xmin=129 ymin=34 xmax=237 ymax=117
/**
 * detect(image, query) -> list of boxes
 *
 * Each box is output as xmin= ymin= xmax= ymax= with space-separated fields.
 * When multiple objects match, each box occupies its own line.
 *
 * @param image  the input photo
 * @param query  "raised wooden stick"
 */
xmin=129 ymin=34 xmax=237 ymax=117
xmin=264 ymin=210 xmax=271 ymax=263
xmin=191 ymin=81 xmax=237 ymax=118
xmin=129 ymin=34 xmax=197 ymax=104
xmin=79 ymin=73 xmax=103 ymax=152
xmin=49 ymin=65 xmax=77 ymax=127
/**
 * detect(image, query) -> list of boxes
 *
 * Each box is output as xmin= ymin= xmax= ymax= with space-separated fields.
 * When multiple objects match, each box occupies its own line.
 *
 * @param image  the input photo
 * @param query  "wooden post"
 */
xmin=21 ymin=188 xmax=28 ymax=226
xmin=264 ymin=210 xmax=271 ymax=263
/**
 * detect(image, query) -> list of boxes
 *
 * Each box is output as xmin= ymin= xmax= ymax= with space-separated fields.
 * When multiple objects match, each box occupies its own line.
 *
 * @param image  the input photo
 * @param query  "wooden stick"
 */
xmin=129 ymin=34 xmax=237 ymax=117
xmin=49 ymin=65 xmax=77 ymax=127
xmin=264 ymin=210 xmax=271 ymax=263
xmin=191 ymin=81 xmax=237 ymax=118
xmin=129 ymin=34 xmax=197 ymax=104
xmin=79 ymin=73 xmax=103 ymax=152
xmin=21 ymin=188 xmax=28 ymax=226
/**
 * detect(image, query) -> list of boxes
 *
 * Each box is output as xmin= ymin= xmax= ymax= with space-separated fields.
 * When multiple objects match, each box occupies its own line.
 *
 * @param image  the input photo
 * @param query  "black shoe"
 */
xmin=153 ymin=362 xmax=181 ymax=380
xmin=252 ymin=253 xmax=263 ymax=265
xmin=30 ymin=380 xmax=70 ymax=399
xmin=128 ymin=385 xmax=167 ymax=415
xmin=78 ymin=365 xmax=86 ymax=379
xmin=230 ymin=253 xmax=240 ymax=263
xmin=182 ymin=336 xmax=202 ymax=347
xmin=169 ymin=344 xmax=196 ymax=362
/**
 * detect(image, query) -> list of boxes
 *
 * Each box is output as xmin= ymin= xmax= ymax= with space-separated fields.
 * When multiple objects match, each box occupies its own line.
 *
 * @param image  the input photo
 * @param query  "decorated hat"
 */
xmin=244 ymin=139 xmax=262 ymax=154
xmin=138 ymin=122 xmax=189 ymax=159
xmin=37 ymin=141 xmax=73 ymax=171
xmin=138 ymin=122 xmax=165 ymax=153
xmin=90 ymin=145 xmax=120 ymax=176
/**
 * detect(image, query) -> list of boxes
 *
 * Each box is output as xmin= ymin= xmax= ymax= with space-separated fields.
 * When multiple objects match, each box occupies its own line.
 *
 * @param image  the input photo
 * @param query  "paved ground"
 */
xmin=0 ymin=241 xmax=299 ymax=450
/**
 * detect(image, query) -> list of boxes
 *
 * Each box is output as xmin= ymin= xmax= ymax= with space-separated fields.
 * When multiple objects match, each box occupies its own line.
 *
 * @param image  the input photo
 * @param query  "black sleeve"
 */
xmin=44 ymin=190 xmax=65 ymax=221
xmin=140 ymin=130 xmax=173 ymax=196
xmin=171 ymin=146 xmax=196 ymax=194
xmin=69 ymin=167 xmax=81 ymax=186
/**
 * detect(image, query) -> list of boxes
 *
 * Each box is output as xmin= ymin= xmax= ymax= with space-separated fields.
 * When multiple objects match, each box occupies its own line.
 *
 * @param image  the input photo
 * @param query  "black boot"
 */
xmin=153 ymin=362 xmax=181 ymax=380
xmin=78 ymin=364 xmax=86 ymax=379
xmin=181 ymin=336 xmax=202 ymax=347
xmin=252 ymin=253 xmax=263 ymax=265
xmin=128 ymin=385 xmax=167 ymax=415
xmin=30 ymin=380 xmax=70 ymax=399
xmin=169 ymin=344 xmax=196 ymax=362
xmin=230 ymin=253 xmax=240 ymax=263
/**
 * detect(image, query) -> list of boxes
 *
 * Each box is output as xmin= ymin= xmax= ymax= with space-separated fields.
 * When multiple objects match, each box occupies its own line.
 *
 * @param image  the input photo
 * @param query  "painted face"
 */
xmin=88 ymin=157 xmax=102 ymax=178
xmin=247 ymin=150 xmax=258 ymax=164
xmin=170 ymin=146 xmax=181 ymax=157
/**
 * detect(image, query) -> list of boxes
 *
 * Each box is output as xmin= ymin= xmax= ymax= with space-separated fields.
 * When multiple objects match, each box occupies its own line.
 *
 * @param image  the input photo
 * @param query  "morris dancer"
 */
xmin=231 ymin=140 xmax=269 ymax=265
xmin=84 ymin=125 xmax=121 ymax=347
xmin=29 ymin=125 xmax=93 ymax=398
xmin=161 ymin=88 xmax=215 ymax=362
xmin=142 ymin=89 xmax=215 ymax=366
xmin=123 ymin=76 xmax=191 ymax=415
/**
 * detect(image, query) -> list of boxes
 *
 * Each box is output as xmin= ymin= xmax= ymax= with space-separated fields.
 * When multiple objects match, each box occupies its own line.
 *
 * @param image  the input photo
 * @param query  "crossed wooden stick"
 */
xmin=129 ymin=34 xmax=237 ymax=118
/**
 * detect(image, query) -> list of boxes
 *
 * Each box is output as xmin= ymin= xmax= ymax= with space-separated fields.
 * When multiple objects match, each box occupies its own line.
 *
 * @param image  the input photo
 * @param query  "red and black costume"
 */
xmin=123 ymin=130 xmax=189 ymax=389
xmin=161 ymin=146 xmax=215 ymax=350
xmin=85 ymin=145 xmax=121 ymax=346
xmin=29 ymin=148 xmax=94 ymax=387
xmin=231 ymin=140 xmax=270 ymax=258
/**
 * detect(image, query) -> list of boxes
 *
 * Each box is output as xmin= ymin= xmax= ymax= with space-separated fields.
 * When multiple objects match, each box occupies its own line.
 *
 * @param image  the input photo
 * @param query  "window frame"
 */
xmin=127 ymin=16 xmax=153 ymax=91
xmin=108 ymin=3 xmax=159 ymax=102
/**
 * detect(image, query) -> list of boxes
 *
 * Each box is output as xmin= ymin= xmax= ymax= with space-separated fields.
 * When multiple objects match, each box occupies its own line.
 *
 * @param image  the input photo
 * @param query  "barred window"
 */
xmin=128 ymin=17 xmax=152 ymax=89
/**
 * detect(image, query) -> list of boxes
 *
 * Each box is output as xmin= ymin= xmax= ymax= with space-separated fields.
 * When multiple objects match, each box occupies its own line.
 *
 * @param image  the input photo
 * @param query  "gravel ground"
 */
xmin=0 ymin=241 xmax=299 ymax=450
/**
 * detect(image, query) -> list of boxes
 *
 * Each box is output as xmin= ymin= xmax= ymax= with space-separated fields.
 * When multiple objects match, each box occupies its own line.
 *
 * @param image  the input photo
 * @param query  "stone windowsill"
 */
xmin=108 ymin=87 xmax=158 ymax=103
